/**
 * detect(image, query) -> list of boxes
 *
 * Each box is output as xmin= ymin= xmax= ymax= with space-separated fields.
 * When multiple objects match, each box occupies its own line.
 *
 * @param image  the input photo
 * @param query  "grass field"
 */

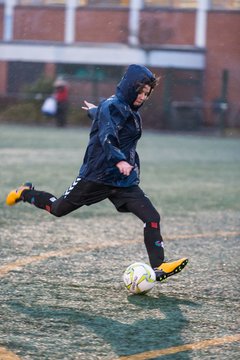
xmin=0 ymin=124 xmax=240 ymax=360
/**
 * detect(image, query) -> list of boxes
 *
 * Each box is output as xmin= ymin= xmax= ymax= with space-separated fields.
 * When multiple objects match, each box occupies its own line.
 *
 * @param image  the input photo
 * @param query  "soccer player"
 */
xmin=6 ymin=64 xmax=188 ymax=281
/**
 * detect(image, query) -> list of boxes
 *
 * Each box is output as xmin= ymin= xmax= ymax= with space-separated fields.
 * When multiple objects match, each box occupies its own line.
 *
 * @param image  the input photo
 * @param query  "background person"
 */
xmin=53 ymin=78 xmax=69 ymax=127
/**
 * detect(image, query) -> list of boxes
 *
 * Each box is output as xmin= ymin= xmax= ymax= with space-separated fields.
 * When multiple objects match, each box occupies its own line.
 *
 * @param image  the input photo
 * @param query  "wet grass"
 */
xmin=0 ymin=124 xmax=240 ymax=359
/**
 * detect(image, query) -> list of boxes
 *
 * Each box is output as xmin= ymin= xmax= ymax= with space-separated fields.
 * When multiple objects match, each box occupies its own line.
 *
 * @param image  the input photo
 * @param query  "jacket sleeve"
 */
xmin=97 ymin=101 xmax=127 ymax=166
xmin=87 ymin=107 xmax=98 ymax=121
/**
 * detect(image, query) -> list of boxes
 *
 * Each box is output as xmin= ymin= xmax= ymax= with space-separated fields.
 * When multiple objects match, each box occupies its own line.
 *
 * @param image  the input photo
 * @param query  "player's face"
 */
xmin=133 ymin=84 xmax=151 ymax=107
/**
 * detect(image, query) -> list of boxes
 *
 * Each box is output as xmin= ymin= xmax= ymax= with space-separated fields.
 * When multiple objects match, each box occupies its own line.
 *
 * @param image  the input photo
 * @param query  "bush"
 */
xmin=0 ymin=102 xmax=40 ymax=124
xmin=22 ymin=76 xmax=54 ymax=100
xmin=0 ymin=76 xmax=91 ymax=126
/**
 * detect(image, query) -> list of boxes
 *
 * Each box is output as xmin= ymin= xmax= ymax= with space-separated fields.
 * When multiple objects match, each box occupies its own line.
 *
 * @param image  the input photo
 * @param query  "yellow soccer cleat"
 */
xmin=6 ymin=182 xmax=33 ymax=206
xmin=154 ymin=257 xmax=188 ymax=282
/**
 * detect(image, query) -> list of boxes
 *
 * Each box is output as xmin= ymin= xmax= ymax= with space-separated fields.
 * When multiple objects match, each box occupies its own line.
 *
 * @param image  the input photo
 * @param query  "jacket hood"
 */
xmin=116 ymin=64 xmax=156 ymax=109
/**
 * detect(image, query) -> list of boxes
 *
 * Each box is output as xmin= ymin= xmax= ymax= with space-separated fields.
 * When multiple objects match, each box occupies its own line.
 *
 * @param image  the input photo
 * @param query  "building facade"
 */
xmin=0 ymin=0 xmax=240 ymax=128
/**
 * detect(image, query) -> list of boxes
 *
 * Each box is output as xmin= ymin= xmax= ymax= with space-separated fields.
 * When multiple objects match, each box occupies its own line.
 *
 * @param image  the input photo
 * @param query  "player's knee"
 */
xmin=50 ymin=209 xmax=64 ymax=217
xmin=147 ymin=211 xmax=160 ymax=224
xmin=154 ymin=213 xmax=161 ymax=223
xmin=50 ymin=203 xmax=67 ymax=217
xmin=144 ymin=210 xmax=161 ymax=227
xmin=51 ymin=210 xmax=64 ymax=217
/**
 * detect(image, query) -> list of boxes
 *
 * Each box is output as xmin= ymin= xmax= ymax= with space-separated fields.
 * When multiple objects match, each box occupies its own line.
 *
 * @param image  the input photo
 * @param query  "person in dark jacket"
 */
xmin=6 ymin=64 xmax=188 ymax=281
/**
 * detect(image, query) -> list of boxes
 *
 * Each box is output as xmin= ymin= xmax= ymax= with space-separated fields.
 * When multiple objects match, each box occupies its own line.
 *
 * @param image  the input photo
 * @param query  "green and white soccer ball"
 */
xmin=123 ymin=262 xmax=156 ymax=294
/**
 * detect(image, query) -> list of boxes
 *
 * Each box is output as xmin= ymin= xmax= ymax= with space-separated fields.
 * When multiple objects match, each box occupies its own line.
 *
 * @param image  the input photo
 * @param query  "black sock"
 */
xmin=144 ymin=222 xmax=164 ymax=268
xmin=22 ymin=189 xmax=56 ymax=212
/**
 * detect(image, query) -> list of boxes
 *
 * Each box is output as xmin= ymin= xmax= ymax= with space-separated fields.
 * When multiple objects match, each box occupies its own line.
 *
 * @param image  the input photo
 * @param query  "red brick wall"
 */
xmin=44 ymin=63 xmax=56 ymax=79
xmin=13 ymin=6 xmax=65 ymax=41
xmin=75 ymin=8 xmax=196 ymax=46
xmin=12 ymin=7 xmax=195 ymax=45
xmin=0 ymin=62 xmax=7 ymax=95
xmin=205 ymin=11 xmax=240 ymax=125
xmin=75 ymin=9 xmax=129 ymax=43
xmin=0 ymin=6 xmax=239 ymax=127
xmin=140 ymin=9 xmax=196 ymax=45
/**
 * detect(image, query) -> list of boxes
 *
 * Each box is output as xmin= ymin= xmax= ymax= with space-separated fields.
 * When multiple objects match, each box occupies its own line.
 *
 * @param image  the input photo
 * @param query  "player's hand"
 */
xmin=82 ymin=100 xmax=97 ymax=110
xmin=116 ymin=161 xmax=133 ymax=176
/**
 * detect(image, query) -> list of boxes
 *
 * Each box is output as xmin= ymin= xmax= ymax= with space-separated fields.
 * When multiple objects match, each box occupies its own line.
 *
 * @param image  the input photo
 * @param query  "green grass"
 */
xmin=1 ymin=124 xmax=239 ymax=217
xmin=139 ymin=133 xmax=240 ymax=213
xmin=0 ymin=124 xmax=240 ymax=360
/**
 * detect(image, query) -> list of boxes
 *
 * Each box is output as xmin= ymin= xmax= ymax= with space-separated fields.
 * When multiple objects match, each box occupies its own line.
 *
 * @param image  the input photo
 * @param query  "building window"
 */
xmin=210 ymin=0 xmax=240 ymax=9
xmin=7 ymin=62 xmax=45 ymax=95
xmin=56 ymin=64 xmax=123 ymax=81
xmin=16 ymin=0 xmax=129 ymax=6
xmin=16 ymin=0 xmax=240 ymax=8
xmin=17 ymin=1 xmax=66 ymax=5
xmin=144 ymin=0 xmax=240 ymax=9
xmin=80 ymin=0 xmax=129 ymax=5
xmin=144 ymin=1 xmax=197 ymax=8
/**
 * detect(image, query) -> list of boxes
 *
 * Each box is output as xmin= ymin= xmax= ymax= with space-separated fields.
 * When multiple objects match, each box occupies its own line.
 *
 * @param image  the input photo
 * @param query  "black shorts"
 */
xmin=61 ymin=177 xmax=147 ymax=213
xmin=50 ymin=177 xmax=160 ymax=222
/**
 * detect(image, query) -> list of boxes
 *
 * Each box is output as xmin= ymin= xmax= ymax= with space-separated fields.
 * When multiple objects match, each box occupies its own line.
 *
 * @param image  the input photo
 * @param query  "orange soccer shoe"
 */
xmin=6 ymin=182 xmax=33 ymax=206
xmin=154 ymin=258 xmax=188 ymax=282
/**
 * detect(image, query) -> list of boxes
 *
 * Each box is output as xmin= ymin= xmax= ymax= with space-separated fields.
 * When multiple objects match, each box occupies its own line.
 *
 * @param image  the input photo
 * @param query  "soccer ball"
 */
xmin=123 ymin=262 xmax=156 ymax=294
